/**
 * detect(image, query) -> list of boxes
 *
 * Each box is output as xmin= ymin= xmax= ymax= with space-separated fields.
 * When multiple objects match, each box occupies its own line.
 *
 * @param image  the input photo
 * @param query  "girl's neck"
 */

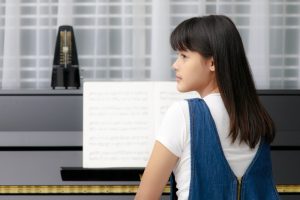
xmin=198 ymin=86 xmax=220 ymax=98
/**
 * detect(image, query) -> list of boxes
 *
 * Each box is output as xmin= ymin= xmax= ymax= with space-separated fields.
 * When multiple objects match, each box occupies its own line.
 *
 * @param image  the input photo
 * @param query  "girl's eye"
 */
xmin=180 ymin=54 xmax=187 ymax=59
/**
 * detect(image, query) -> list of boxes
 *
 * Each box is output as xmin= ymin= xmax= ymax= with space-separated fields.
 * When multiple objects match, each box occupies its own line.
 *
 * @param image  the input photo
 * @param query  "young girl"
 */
xmin=135 ymin=15 xmax=280 ymax=200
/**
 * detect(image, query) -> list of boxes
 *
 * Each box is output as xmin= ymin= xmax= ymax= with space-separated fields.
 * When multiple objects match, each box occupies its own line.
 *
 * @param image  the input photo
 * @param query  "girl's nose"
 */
xmin=172 ymin=58 xmax=179 ymax=70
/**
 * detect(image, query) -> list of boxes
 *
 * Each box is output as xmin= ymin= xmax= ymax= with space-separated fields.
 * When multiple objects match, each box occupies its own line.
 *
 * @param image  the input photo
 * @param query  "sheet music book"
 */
xmin=83 ymin=81 xmax=199 ymax=168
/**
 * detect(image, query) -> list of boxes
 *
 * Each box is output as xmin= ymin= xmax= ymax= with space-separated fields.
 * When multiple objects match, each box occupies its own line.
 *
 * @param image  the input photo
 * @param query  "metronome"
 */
xmin=51 ymin=25 xmax=80 ymax=89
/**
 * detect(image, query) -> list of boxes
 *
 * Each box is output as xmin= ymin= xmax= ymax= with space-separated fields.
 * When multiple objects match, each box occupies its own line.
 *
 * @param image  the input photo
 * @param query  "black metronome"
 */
xmin=51 ymin=25 xmax=80 ymax=89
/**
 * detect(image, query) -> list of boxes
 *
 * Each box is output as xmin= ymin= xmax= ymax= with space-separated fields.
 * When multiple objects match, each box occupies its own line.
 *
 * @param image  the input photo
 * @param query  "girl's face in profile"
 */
xmin=172 ymin=50 xmax=216 ymax=96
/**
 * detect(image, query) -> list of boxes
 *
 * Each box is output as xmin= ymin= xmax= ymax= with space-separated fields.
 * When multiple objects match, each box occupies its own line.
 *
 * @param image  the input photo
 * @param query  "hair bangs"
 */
xmin=170 ymin=22 xmax=192 ymax=51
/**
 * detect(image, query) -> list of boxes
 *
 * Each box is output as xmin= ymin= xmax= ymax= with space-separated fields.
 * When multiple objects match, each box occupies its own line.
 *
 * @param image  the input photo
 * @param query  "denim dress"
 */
xmin=170 ymin=98 xmax=280 ymax=200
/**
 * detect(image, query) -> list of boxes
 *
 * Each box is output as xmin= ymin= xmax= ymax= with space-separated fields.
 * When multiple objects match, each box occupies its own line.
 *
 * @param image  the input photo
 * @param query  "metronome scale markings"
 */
xmin=59 ymin=31 xmax=72 ymax=66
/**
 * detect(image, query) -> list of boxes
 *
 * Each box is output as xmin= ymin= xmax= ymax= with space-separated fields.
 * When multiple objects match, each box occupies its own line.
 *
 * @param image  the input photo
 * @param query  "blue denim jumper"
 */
xmin=170 ymin=98 xmax=280 ymax=200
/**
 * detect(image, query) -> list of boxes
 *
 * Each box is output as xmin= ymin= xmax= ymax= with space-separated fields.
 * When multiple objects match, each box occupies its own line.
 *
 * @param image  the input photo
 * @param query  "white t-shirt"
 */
xmin=155 ymin=93 xmax=259 ymax=200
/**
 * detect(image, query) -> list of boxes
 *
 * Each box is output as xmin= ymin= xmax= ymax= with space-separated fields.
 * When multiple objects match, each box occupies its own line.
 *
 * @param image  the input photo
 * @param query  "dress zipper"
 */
xmin=237 ymin=177 xmax=242 ymax=200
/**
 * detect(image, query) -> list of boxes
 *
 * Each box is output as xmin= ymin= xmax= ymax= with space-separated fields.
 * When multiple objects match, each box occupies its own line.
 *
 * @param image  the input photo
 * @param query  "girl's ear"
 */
xmin=209 ymin=58 xmax=215 ymax=72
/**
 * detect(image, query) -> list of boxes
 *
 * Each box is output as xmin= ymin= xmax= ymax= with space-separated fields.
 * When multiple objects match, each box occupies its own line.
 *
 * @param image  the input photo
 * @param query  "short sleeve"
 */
xmin=155 ymin=101 xmax=186 ymax=157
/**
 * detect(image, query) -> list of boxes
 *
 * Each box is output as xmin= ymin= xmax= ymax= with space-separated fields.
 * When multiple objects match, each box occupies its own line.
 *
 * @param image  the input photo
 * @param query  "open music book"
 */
xmin=83 ymin=81 xmax=199 ymax=168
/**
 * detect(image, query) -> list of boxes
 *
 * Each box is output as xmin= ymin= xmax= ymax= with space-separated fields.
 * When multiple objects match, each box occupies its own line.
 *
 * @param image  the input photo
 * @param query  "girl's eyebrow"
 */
xmin=177 ymin=50 xmax=188 ymax=53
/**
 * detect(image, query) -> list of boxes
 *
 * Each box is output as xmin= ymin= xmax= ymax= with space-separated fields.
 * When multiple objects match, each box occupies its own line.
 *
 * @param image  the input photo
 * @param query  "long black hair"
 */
xmin=170 ymin=15 xmax=275 ymax=148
